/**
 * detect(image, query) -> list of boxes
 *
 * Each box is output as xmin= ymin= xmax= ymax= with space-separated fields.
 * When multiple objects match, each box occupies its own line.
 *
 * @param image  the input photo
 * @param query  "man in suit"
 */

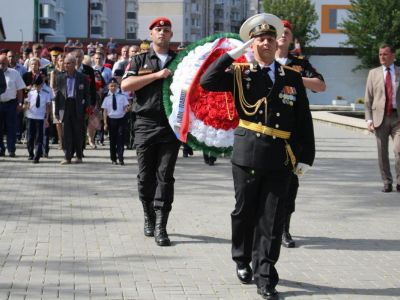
xmin=200 ymin=13 xmax=315 ymax=300
xmin=365 ymin=44 xmax=400 ymax=193
xmin=54 ymin=53 xmax=90 ymax=165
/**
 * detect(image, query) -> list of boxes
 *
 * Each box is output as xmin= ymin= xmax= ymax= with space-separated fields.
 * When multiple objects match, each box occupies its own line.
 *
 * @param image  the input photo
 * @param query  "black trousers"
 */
xmin=284 ymin=173 xmax=299 ymax=215
xmin=63 ymin=98 xmax=84 ymax=161
xmin=108 ymin=116 xmax=126 ymax=162
xmin=231 ymin=163 xmax=290 ymax=289
xmin=27 ymin=118 xmax=44 ymax=160
xmin=136 ymin=140 xmax=180 ymax=212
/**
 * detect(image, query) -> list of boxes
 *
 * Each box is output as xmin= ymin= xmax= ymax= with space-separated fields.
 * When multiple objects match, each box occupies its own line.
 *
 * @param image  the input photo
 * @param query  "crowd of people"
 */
xmin=0 ymin=38 xmax=153 ymax=164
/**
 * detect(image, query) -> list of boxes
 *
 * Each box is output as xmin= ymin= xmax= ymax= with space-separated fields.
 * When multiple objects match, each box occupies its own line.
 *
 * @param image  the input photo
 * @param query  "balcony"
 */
xmin=40 ymin=18 xmax=56 ymax=30
xmin=90 ymin=2 xmax=103 ymax=11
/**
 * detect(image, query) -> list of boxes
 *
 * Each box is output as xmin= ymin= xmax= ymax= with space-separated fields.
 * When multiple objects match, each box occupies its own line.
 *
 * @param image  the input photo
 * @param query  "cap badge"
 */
xmin=260 ymin=23 xmax=269 ymax=30
xmin=160 ymin=20 xmax=164 ymax=25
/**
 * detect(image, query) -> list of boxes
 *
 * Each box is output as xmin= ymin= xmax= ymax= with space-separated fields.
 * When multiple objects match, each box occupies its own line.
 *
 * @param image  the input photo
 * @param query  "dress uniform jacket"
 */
xmin=283 ymin=54 xmax=324 ymax=86
xmin=200 ymin=53 xmax=315 ymax=171
xmin=123 ymin=47 xmax=177 ymax=146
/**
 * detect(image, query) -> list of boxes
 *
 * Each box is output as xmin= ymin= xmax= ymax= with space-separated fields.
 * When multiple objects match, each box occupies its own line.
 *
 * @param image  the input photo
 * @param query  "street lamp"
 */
xmin=19 ymin=29 xmax=23 ymax=42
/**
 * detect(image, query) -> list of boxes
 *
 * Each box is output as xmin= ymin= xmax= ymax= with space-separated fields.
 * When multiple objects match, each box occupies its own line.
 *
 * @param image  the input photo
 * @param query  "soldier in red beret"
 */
xmin=275 ymin=19 xmax=326 ymax=249
xmin=121 ymin=17 xmax=180 ymax=247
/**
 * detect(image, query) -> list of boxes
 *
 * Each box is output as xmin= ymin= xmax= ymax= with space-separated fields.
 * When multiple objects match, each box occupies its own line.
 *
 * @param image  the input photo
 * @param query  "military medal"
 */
xmin=246 ymin=82 xmax=251 ymax=90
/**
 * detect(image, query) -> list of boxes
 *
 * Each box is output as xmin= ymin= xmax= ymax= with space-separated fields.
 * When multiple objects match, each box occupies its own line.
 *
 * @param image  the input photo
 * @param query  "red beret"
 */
xmin=282 ymin=20 xmax=293 ymax=31
xmin=149 ymin=17 xmax=172 ymax=30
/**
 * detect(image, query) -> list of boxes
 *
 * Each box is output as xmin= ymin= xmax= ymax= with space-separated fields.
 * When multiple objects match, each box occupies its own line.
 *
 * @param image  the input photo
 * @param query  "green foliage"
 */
xmin=262 ymin=0 xmax=319 ymax=48
xmin=341 ymin=0 xmax=400 ymax=69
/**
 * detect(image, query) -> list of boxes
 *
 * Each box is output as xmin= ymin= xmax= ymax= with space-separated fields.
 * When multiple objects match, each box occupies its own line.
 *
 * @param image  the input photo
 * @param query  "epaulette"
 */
xmin=296 ymin=56 xmax=304 ymax=60
xmin=282 ymin=65 xmax=300 ymax=73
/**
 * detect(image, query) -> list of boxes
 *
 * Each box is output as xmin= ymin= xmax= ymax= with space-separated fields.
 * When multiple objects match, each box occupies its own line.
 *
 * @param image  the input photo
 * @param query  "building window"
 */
xmin=127 ymin=12 xmax=136 ymax=19
xmin=321 ymin=5 xmax=351 ymax=33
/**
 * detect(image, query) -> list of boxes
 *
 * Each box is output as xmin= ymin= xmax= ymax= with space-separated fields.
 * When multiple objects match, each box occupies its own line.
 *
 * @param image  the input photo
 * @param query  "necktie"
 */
xmin=262 ymin=67 xmax=273 ymax=89
xmin=385 ymin=67 xmax=393 ymax=115
xmin=112 ymin=94 xmax=117 ymax=111
xmin=35 ymin=93 xmax=40 ymax=108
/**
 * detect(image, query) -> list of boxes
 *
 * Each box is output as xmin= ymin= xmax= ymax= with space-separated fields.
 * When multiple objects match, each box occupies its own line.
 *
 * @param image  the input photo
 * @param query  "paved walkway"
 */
xmin=0 ymin=120 xmax=399 ymax=300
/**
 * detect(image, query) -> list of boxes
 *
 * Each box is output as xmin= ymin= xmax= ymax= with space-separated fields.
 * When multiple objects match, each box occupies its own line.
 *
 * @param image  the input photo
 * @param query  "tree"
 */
xmin=262 ymin=0 xmax=319 ymax=49
xmin=341 ymin=0 xmax=400 ymax=70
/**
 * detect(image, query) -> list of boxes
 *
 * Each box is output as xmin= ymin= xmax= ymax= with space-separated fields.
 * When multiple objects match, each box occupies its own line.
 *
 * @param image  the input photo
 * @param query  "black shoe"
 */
xmin=183 ymin=152 xmax=189 ymax=158
xmin=396 ymin=184 xmax=400 ymax=192
xmin=28 ymin=156 xmax=34 ymax=161
xmin=43 ymin=153 xmax=49 ymax=158
xmin=119 ymin=160 xmax=124 ymax=166
xmin=9 ymin=152 xmax=16 ymax=157
xmin=141 ymin=201 xmax=156 ymax=237
xmin=382 ymin=184 xmax=392 ymax=193
xmin=154 ymin=210 xmax=171 ymax=246
xmin=111 ymin=160 xmax=117 ymax=165
xmin=282 ymin=232 xmax=295 ymax=248
xmin=0 ymin=151 xmax=4 ymax=157
xmin=33 ymin=159 xmax=39 ymax=164
xmin=257 ymin=287 xmax=279 ymax=300
xmin=236 ymin=264 xmax=252 ymax=284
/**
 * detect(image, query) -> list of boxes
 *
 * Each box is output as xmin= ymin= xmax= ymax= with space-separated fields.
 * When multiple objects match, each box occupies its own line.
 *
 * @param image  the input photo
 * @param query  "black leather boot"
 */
xmin=141 ymin=201 xmax=156 ymax=237
xmin=154 ymin=210 xmax=171 ymax=246
xmin=282 ymin=214 xmax=295 ymax=248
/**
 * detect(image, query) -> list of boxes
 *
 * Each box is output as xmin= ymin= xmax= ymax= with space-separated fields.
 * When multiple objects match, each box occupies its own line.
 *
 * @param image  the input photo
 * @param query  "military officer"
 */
xmin=275 ymin=20 xmax=326 ymax=248
xmin=121 ymin=17 xmax=180 ymax=247
xmin=200 ymin=13 xmax=315 ymax=300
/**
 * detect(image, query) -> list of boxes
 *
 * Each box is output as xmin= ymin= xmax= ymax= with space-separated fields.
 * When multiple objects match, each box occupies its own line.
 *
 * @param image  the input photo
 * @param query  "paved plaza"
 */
xmin=0 ymin=120 xmax=399 ymax=300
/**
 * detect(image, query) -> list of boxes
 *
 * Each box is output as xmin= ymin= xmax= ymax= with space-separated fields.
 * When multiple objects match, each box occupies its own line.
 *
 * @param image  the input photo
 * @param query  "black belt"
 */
xmin=0 ymin=98 xmax=16 ymax=104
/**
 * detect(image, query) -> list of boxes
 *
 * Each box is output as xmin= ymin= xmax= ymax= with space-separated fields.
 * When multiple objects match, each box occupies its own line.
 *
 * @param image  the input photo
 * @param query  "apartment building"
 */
xmin=137 ymin=0 xmax=250 ymax=43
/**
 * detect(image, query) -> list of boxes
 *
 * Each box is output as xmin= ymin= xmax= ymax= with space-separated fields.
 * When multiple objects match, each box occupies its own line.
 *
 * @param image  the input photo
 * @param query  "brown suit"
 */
xmin=364 ymin=65 xmax=400 ymax=186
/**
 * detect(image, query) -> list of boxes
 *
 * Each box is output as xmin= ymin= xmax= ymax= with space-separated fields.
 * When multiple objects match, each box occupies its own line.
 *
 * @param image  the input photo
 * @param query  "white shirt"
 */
xmin=102 ymin=92 xmax=129 ymax=119
xmin=25 ymin=88 xmax=52 ymax=120
xmin=112 ymin=59 xmax=129 ymax=75
xmin=156 ymin=53 xmax=168 ymax=69
xmin=383 ymin=64 xmax=397 ymax=109
xmin=0 ymin=68 xmax=26 ymax=102
xmin=275 ymin=57 xmax=288 ymax=66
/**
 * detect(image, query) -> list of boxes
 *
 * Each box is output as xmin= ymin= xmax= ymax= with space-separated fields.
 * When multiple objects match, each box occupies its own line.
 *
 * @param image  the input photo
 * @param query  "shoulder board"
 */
xmin=282 ymin=65 xmax=300 ymax=73
xmin=296 ymin=56 xmax=304 ymax=60
xmin=41 ymin=89 xmax=50 ymax=94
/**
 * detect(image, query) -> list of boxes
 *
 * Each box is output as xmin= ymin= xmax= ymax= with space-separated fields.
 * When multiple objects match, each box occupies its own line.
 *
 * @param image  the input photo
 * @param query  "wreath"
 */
xmin=163 ymin=33 xmax=249 ymax=157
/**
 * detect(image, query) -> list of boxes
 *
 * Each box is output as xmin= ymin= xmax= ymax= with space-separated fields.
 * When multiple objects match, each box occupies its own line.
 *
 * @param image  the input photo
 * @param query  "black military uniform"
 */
xmin=278 ymin=53 xmax=324 ymax=248
xmin=123 ymin=46 xmax=180 ymax=244
xmin=201 ymin=49 xmax=315 ymax=293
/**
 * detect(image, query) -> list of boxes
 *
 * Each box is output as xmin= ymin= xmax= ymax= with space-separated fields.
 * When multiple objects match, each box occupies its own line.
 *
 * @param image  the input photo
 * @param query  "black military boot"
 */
xmin=154 ymin=210 xmax=171 ymax=246
xmin=282 ymin=215 xmax=295 ymax=248
xmin=141 ymin=201 xmax=156 ymax=237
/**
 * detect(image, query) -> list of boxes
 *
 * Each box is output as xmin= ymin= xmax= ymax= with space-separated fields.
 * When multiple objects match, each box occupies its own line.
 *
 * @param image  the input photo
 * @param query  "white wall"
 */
xmin=307 ymin=55 xmax=369 ymax=105
xmin=107 ymin=0 xmax=125 ymax=39
xmin=64 ymin=0 xmax=88 ymax=38
xmin=1 ymin=0 xmax=35 ymax=41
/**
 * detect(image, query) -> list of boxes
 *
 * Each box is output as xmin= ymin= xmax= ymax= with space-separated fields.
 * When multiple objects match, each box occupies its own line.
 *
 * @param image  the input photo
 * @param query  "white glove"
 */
xmin=294 ymin=163 xmax=310 ymax=178
xmin=227 ymin=38 xmax=254 ymax=59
